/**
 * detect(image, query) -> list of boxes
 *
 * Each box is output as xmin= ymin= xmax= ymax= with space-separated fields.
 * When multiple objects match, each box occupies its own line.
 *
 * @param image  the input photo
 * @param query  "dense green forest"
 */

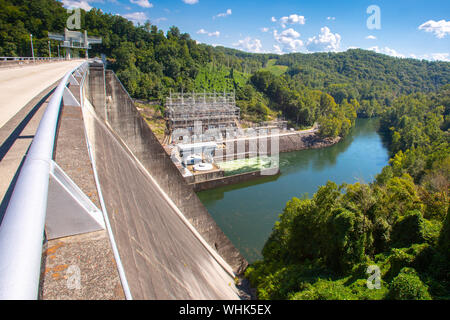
xmin=1 ymin=0 xmax=449 ymax=136
xmin=245 ymin=85 xmax=450 ymax=300
xmin=1 ymin=0 xmax=449 ymax=300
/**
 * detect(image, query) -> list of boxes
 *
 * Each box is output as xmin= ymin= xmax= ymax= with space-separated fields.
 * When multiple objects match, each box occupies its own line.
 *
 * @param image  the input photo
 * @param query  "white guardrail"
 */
xmin=0 ymin=61 xmax=88 ymax=299
xmin=0 ymin=57 xmax=66 ymax=62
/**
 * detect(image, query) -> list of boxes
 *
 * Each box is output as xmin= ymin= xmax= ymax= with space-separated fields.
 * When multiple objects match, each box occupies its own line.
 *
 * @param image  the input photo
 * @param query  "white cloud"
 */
xmin=261 ymin=27 xmax=269 ymax=33
xmin=366 ymin=35 xmax=376 ymax=40
xmin=122 ymin=11 xmax=148 ymax=24
xmin=182 ymin=0 xmax=198 ymax=4
xmin=62 ymin=0 xmax=93 ymax=10
xmin=382 ymin=47 xmax=404 ymax=58
xmin=346 ymin=47 xmax=449 ymax=62
xmin=154 ymin=17 xmax=167 ymax=23
xmin=196 ymin=29 xmax=220 ymax=37
xmin=233 ymin=37 xmax=263 ymax=53
xmin=428 ymin=53 xmax=450 ymax=61
xmin=418 ymin=19 xmax=450 ymax=38
xmin=273 ymin=45 xmax=283 ymax=54
xmin=209 ymin=31 xmax=220 ymax=37
xmin=369 ymin=46 xmax=405 ymax=58
xmin=306 ymin=26 xmax=341 ymax=52
xmin=279 ymin=28 xmax=300 ymax=38
xmin=63 ymin=0 xmax=120 ymax=10
xmin=278 ymin=14 xmax=306 ymax=28
xmin=214 ymin=9 xmax=232 ymax=19
xmin=412 ymin=52 xmax=450 ymax=62
xmin=271 ymin=17 xmax=277 ymax=22
xmin=273 ymin=28 xmax=304 ymax=53
xmin=130 ymin=0 xmax=153 ymax=8
xmin=327 ymin=17 xmax=336 ymax=21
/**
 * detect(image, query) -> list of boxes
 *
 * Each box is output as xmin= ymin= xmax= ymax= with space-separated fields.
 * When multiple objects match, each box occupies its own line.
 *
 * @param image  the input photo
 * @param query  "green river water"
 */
xmin=197 ymin=118 xmax=390 ymax=263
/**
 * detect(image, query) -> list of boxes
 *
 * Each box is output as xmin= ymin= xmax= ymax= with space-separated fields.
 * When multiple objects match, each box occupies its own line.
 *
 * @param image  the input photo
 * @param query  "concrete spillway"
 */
xmin=82 ymin=64 xmax=247 ymax=299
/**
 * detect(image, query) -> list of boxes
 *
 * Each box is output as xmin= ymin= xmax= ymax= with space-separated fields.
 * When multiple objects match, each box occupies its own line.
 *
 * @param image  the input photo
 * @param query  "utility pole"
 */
xmin=48 ymin=40 xmax=51 ymax=58
xmin=30 ymin=34 xmax=35 ymax=62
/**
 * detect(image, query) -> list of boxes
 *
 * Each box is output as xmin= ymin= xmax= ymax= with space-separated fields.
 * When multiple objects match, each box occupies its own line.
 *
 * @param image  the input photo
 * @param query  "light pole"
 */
xmin=30 ymin=34 xmax=35 ymax=62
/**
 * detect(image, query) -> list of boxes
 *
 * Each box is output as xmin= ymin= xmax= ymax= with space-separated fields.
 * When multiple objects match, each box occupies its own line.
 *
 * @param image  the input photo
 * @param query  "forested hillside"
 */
xmin=1 ymin=0 xmax=449 ymax=135
xmin=245 ymin=85 xmax=450 ymax=300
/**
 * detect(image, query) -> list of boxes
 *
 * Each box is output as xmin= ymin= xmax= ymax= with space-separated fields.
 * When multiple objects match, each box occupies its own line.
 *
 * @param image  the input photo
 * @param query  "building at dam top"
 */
xmin=48 ymin=29 xmax=102 ymax=59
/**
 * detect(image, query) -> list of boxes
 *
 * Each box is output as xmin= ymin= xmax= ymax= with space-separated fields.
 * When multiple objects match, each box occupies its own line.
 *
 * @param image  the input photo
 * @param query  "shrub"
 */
xmin=289 ymin=279 xmax=357 ymax=300
xmin=348 ymin=279 xmax=388 ymax=300
xmin=387 ymin=268 xmax=432 ymax=300
xmin=327 ymin=209 xmax=366 ymax=273
xmin=390 ymin=210 xmax=426 ymax=248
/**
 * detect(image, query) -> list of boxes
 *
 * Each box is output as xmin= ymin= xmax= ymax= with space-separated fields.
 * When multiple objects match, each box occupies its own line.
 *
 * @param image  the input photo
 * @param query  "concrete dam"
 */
xmin=84 ymin=64 xmax=248 ymax=299
xmin=0 ymin=60 xmax=247 ymax=300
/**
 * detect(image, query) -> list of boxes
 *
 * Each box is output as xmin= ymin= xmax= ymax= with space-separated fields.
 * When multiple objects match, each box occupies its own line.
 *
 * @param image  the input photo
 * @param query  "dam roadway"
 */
xmin=0 ymin=60 xmax=84 ymax=128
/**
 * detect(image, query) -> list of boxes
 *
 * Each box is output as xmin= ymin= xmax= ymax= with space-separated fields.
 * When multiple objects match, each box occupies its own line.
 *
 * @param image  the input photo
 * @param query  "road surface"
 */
xmin=0 ymin=60 xmax=84 ymax=128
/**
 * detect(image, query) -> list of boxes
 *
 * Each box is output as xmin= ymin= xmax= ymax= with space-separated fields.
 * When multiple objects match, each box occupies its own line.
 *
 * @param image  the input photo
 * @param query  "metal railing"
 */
xmin=0 ymin=57 xmax=67 ymax=61
xmin=0 ymin=61 xmax=87 ymax=299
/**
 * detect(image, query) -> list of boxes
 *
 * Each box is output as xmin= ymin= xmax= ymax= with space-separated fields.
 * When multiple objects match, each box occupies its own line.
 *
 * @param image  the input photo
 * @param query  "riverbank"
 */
xmin=278 ymin=131 xmax=341 ymax=153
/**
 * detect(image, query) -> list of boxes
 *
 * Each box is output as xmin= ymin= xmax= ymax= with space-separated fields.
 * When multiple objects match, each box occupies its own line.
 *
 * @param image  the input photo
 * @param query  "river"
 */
xmin=197 ymin=118 xmax=390 ymax=263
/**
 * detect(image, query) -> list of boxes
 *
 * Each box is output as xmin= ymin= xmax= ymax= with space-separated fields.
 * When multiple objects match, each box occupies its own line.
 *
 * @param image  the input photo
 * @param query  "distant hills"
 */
xmin=1 ymin=0 xmax=449 ymax=128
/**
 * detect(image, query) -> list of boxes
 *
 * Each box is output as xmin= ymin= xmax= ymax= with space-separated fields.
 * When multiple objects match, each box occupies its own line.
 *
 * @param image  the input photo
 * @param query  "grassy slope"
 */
xmin=260 ymin=59 xmax=289 ymax=77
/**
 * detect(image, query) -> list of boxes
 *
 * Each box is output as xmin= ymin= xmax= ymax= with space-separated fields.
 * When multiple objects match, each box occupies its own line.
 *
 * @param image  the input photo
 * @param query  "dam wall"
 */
xmin=82 ymin=66 xmax=249 ymax=299
xmin=85 ymin=62 xmax=106 ymax=119
xmin=86 ymin=67 xmax=247 ymax=276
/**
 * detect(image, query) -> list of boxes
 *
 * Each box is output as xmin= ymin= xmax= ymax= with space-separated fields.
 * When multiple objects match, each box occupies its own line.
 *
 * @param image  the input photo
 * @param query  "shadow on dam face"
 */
xmin=82 ymin=63 xmax=247 ymax=299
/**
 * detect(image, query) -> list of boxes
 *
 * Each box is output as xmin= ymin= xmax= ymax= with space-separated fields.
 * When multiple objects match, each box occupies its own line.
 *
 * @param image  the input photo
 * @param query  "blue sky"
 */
xmin=61 ymin=0 xmax=450 ymax=61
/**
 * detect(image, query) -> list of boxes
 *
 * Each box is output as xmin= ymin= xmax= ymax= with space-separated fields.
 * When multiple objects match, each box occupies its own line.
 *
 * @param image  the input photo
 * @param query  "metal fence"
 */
xmin=0 ymin=57 xmax=67 ymax=62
